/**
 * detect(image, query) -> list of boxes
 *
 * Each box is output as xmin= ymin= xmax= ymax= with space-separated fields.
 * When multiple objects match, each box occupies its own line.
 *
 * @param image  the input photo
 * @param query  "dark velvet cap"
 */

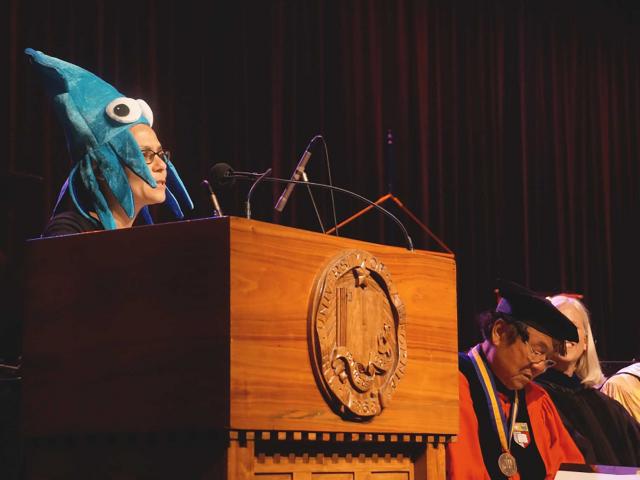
xmin=495 ymin=279 xmax=578 ymax=342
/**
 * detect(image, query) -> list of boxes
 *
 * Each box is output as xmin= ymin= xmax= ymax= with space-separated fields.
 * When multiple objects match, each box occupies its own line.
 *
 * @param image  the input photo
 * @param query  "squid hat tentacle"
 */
xmin=25 ymin=48 xmax=193 ymax=229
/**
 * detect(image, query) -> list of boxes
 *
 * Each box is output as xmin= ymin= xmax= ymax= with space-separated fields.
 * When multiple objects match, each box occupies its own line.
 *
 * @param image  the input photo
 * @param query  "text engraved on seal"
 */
xmin=309 ymin=249 xmax=407 ymax=420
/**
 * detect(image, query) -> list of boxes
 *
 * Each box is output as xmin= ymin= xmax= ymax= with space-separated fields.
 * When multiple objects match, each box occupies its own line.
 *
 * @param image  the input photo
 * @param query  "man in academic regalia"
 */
xmin=446 ymin=280 xmax=585 ymax=480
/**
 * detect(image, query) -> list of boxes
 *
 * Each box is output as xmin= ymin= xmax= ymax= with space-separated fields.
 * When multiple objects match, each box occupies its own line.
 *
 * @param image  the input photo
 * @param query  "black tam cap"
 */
xmin=495 ymin=279 xmax=578 ymax=342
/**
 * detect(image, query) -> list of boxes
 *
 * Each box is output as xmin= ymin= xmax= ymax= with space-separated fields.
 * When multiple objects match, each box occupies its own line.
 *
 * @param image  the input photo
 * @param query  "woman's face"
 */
xmin=128 ymin=124 xmax=167 ymax=208
xmin=553 ymin=305 xmax=587 ymax=367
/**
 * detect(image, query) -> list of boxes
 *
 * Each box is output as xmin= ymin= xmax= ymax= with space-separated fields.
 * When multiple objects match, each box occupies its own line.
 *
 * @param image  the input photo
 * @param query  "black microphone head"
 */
xmin=209 ymin=163 xmax=236 ymax=190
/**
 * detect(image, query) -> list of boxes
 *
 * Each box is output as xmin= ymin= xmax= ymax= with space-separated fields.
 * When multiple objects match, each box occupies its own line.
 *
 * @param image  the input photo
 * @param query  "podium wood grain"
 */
xmin=228 ymin=217 xmax=458 ymax=434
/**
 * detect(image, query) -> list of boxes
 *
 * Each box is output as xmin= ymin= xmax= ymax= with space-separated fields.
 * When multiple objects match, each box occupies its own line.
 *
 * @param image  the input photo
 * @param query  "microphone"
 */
xmin=209 ymin=163 xmax=414 ymax=251
xmin=210 ymin=162 xmax=240 ymax=189
xmin=208 ymin=163 xmax=272 ymax=219
xmin=201 ymin=179 xmax=223 ymax=217
xmin=274 ymin=136 xmax=320 ymax=213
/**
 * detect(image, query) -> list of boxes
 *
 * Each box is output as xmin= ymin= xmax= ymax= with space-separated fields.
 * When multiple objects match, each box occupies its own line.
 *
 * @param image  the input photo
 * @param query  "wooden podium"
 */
xmin=21 ymin=217 xmax=458 ymax=479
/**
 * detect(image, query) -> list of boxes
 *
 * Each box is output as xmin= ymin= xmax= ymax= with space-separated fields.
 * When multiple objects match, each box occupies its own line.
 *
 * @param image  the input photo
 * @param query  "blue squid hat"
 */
xmin=25 ymin=48 xmax=194 ymax=230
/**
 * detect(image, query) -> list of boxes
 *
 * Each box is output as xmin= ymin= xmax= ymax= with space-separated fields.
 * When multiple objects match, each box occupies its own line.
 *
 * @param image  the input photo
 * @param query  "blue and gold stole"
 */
xmin=459 ymin=345 xmax=547 ymax=479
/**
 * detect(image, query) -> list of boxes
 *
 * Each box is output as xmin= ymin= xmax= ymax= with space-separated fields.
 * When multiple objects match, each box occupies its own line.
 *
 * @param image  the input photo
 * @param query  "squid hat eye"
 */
xmin=105 ymin=97 xmax=153 ymax=126
xmin=106 ymin=97 xmax=141 ymax=123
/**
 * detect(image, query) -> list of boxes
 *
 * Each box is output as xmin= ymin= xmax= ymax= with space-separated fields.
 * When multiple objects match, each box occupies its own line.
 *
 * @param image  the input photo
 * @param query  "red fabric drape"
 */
xmin=5 ymin=0 xmax=640 ymax=359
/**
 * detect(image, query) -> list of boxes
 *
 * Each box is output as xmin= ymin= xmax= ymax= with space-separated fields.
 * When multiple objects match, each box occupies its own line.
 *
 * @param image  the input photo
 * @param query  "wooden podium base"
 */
xmin=228 ymin=431 xmax=447 ymax=480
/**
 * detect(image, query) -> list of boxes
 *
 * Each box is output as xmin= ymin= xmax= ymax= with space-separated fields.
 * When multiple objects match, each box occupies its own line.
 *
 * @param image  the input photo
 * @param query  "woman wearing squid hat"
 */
xmin=25 ymin=48 xmax=193 ymax=237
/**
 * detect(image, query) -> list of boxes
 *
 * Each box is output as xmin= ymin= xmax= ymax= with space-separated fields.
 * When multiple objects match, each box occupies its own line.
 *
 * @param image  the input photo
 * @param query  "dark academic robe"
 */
xmin=42 ymin=210 xmax=103 ymax=237
xmin=447 ymin=351 xmax=584 ymax=479
xmin=536 ymin=369 xmax=640 ymax=467
xmin=41 ymin=190 xmax=105 ymax=238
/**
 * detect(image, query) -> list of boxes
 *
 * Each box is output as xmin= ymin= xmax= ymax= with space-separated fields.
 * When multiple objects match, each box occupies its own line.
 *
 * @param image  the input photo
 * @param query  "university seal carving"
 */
xmin=308 ymin=249 xmax=407 ymax=420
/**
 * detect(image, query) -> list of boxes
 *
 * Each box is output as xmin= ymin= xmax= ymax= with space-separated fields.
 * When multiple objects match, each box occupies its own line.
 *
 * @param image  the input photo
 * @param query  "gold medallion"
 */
xmin=498 ymin=452 xmax=518 ymax=477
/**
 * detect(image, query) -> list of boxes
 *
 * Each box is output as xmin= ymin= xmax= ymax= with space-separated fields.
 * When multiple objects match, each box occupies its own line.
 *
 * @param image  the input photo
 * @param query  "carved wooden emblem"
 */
xmin=308 ymin=249 xmax=407 ymax=420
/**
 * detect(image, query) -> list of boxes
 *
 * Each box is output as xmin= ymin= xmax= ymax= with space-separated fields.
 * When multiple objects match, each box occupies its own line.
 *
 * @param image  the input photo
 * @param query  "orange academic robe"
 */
xmin=447 ymin=371 xmax=584 ymax=479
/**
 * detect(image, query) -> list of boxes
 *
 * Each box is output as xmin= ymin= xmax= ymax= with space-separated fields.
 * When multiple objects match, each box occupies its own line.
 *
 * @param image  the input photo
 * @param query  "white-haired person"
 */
xmin=534 ymin=295 xmax=640 ymax=466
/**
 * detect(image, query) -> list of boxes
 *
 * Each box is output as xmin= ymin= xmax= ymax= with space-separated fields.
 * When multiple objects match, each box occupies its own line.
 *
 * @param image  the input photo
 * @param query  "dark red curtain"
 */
xmin=5 ymin=0 xmax=640 ymax=360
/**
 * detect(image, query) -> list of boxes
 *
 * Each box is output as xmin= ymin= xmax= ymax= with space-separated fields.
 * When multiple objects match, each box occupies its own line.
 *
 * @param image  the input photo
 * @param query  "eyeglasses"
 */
xmin=523 ymin=340 xmax=557 ymax=370
xmin=141 ymin=148 xmax=170 ymax=165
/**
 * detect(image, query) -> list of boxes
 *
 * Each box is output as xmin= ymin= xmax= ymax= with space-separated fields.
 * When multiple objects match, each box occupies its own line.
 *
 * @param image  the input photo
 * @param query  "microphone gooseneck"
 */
xmin=201 ymin=179 xmax=223 ymax=217
xmin=246 ymin=167 xmax=272 ymax=219
xmin=210 ymin=163 xmax=414 ymax=251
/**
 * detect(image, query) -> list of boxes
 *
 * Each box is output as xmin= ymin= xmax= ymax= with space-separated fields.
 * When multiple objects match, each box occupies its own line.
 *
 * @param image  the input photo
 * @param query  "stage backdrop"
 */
xmin=5 ymin=0 xmax=640 ymax=360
